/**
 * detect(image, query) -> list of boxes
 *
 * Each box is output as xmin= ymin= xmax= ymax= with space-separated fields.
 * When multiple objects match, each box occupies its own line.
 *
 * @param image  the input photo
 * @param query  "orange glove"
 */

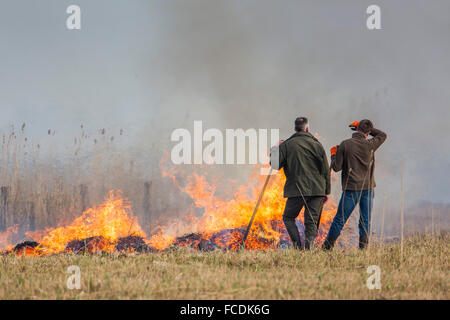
xmin=349 ymin=121 xmax=359 ymax=131
xmin=330 ymin=145 xmax=338 ymax=156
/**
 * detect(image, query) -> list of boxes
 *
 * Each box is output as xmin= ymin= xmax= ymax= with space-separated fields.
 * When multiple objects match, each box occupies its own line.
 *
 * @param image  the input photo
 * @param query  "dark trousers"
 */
xmin=326 ymin=190 xmax=374 ymax=241
xmin=282 ymin=196 xmax=324 ymax=249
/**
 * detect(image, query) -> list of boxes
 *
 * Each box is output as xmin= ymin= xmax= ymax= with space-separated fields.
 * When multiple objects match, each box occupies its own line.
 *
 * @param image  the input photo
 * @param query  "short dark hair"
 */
xmin=295 ymin=117 xmax=308 ymax=132
xmin=357 ymin=119 xmax=374 ymax=134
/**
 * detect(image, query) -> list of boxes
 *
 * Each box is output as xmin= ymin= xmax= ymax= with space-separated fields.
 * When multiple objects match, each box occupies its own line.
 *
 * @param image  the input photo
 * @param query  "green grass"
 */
xmin=0 ymin=234 xmax=448 ymax=299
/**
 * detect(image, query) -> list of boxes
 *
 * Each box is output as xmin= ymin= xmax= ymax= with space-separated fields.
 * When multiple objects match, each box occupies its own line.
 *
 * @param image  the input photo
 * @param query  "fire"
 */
xmin=26 ymin=190 xmax=146 ymax=255
xmin=148 ymin=164 xmax=337 ymax=250
xmin=1 ymin=164 xmax=338 ymax=256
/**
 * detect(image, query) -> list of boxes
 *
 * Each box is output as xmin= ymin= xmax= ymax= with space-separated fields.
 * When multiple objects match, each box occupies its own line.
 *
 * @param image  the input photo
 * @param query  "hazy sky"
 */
xmin=1 ymin=1 xmax=449 ymax=204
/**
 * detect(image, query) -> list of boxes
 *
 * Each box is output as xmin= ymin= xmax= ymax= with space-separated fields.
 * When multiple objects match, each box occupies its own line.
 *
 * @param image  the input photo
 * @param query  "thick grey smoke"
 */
xmin=1 ymin=0 xmax=449 ymax=212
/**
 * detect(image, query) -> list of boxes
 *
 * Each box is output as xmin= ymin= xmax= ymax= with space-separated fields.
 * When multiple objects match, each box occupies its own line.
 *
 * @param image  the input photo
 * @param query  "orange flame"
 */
xmin=26 ymin=190 xmax=146 ymax=255
xmin=2 ymin=164 xmax=337 ymax=255
xmin=148 ymin=164 xmax=337 ymax=250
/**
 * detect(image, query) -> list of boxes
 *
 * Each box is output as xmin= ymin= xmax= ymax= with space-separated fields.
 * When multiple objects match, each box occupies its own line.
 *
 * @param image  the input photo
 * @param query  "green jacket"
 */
xmin=271 ymin=131 xmax=330 ymax=198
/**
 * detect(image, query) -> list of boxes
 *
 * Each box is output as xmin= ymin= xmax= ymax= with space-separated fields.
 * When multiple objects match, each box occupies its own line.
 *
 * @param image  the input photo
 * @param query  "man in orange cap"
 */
xmin=323 ymin=119 xmax=387 ymax=249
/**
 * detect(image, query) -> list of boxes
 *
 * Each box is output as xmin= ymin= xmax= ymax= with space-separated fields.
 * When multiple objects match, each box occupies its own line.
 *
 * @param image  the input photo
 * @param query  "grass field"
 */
xmin=0 ymin=234 xmax=448 ymax=300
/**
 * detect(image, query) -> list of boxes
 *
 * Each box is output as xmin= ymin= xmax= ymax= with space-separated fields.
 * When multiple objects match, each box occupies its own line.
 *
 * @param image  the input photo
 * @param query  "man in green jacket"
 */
xmin=271 ymin=117 xmax=331 ymax=249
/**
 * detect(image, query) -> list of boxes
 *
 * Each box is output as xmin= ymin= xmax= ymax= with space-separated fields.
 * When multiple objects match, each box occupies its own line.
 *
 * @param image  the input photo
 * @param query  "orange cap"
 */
xmin=349 ymin=121 xmax=359 ymax=128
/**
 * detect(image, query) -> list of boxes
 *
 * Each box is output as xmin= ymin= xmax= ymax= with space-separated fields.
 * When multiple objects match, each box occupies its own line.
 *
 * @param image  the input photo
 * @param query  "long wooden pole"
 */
xmin=241 ymin=168 xmax=273 ymax=247
xmin=400 ymin=166 xmax=405 ymax=261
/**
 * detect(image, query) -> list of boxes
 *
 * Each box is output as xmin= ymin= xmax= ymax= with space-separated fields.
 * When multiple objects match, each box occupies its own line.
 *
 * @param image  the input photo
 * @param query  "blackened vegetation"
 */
xmin=168 ymin=224 xmax=291 ymax=252
xmin=209 ymin=227 xmax=246 ymax=250
xmin=173 ymin=232 xmax=203 ymax=248
xmin=197 ymin=238 xmax=221 ymax=251
xmin=115 ymin=235 xmax=157 ymax=253
xmin=170 ymin=220 xmax=304 ymax=251
xmin=2 ymin=219 xmax=307 ymax=255
xmin=0 ymin=240 xmax=41 ymax=256
xmin=65 ymin=235 xmax=158 ymax=253
xmin=13 ymin=240 xmax=39 ymax=251
xmin=65 ymin=236 xmax=110 ymax=254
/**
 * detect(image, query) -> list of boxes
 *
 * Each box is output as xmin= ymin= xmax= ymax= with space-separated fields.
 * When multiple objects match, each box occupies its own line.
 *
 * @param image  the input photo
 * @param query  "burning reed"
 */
xmin=0 ymin=124 xmax=201 ymax=247
xmin=0 ymin=189 xmax=333 ymax=256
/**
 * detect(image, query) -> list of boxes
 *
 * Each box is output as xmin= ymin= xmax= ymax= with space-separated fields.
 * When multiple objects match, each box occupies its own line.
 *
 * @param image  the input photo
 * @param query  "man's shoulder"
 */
xmin=289 ymin=132 xmax=322 ymax=145
xmin=342 ymin=135 xmax=374 ymax=151
xmin=340 ymin=137 xmax=353 ymax=146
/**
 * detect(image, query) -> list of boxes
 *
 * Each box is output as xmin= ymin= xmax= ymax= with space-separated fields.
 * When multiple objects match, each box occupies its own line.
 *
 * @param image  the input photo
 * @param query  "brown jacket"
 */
xmin=331 ymin=128 xmax=387 ymax=191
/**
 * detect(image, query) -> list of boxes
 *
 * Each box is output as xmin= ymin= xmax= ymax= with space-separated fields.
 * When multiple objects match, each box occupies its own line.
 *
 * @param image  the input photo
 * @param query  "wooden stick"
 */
xmin=242 ymin=168 xmax=273 ymax=247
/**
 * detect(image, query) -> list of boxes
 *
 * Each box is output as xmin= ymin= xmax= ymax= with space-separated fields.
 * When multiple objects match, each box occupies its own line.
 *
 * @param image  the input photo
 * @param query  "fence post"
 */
xmin=29 ymin=201 xmax=35 ymax=231
xmin=80 ymin=184 xmax=89 ymax=212
xmin=0 ymin=186 xmax=10 ymax=231
xmin=143 ymin=181 xmax=152 ymax=229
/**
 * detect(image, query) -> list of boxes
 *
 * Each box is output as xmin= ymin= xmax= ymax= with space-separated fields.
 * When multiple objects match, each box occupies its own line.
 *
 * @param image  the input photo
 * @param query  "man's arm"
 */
xmin=270 ymin=141 xmax=287 ymax=170
xmin=368 ymin=128 xmax=387 ymax=151
xmin=331 ymin=142 xmax=344 ymax=172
